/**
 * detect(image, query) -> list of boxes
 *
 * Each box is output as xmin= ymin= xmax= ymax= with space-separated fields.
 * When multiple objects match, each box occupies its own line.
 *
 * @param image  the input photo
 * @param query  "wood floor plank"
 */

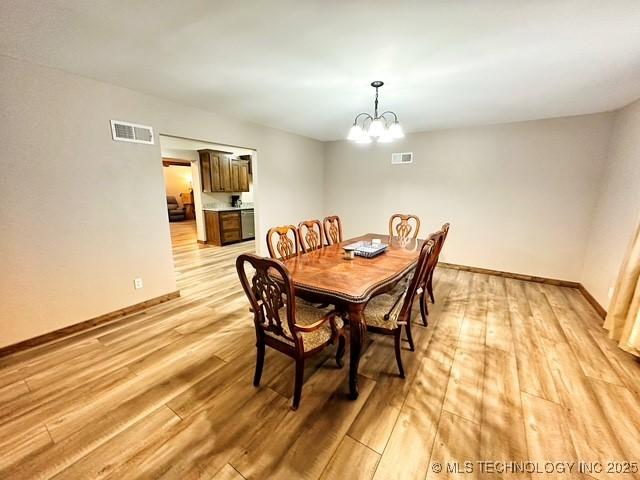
xmin=505 ymin=279 xmax=559 ymax=403
xmin=541 ymin=338 xmax=627 ymax=480
xmin=586 ymin=327 xmax=640 ymax=396
xmin=0 ymin=379 xmax=30 ymax=405
xmin=423 ymin=269 xmax=471 ymax=368
xmin=480 ymin=347 xmax=528 ymax=472
xmin=0 ymin=425 xmax=52 ymax=472
xmin=51 ymin=406 xmax=181 ymax=480
xmin=211 ymin=464 xmax=246 ymax=480
xmin=485 ymin=275 xmax=514 ymax=353
xmin=372 ymin=357 xmax=451 ymax=480
xmin=425 ymin=411 xmax=481 ymax=480
xmin=588 ymin=378 xmax=640 ymax=463
xmin=0 ymin=367 xmax=137 ymax=445
xmin=539 ymin=285 xmax=623 ymax=386
xmin=2 ymin=353 xmax=228 ymax=479
xmin=230 ymin=369 xmax=370 ymax=479
xmin=348 ymin=324 xmax=427 ymax=454
xmin=319 ymin=435 xmax=380 ymax=480
xmin=521 ymin=392 xmax=583 ymax=480
xmin=256 ymin=377 xmax=375 ymax=480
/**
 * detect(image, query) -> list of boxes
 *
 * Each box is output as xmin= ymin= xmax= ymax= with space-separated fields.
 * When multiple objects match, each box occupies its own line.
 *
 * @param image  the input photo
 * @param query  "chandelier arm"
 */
xmin=379 ymin=111 xmax=399 ymax=122
xmin=353 ymin=112 xmax=373 ymax=124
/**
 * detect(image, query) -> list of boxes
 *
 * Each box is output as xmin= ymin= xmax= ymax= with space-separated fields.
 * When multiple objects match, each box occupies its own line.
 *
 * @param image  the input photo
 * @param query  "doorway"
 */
xmin=158 ymin=134 xmax=257 ymax=251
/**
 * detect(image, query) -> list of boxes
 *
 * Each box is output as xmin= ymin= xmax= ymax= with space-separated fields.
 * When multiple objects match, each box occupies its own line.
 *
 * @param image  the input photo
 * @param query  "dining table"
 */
xmin=281 ymin=233 xmax=424 ymax=399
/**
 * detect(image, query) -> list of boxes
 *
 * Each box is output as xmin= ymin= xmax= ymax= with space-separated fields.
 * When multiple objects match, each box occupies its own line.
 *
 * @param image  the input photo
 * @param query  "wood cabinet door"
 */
xmin=199 ymin=152 xmax=212 ymax=192
xmin=237 ymin=160 xmax=250 ymax=192
xmin=219 ymin=156 xmax=232 ymax=192
xmin=211 ymin=153 xmax=222 ymax=192
xmin=204 ymin=211 xmax=221 ymax=245
xmin=230 ymin=161 xmax=240 ymax=192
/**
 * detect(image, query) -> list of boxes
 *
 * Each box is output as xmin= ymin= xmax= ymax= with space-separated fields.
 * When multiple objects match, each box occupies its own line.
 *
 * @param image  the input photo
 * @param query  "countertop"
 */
xmin=202 ymin=206 xmax=254 ymax=212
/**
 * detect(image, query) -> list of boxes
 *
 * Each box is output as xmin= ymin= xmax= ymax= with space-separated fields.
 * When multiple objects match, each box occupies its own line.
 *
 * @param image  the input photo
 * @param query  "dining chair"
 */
xmin=266 ymin=225 xmax=300 ymax=260
xmin=236 ymin=253 xmax=346 ymax=410
xmin=389 ymin=213 xmax=420 ymax=240
xmin=414 ymin=228 xmax=447 ymax=326
xmin=425 ymin=223 xmax=450 ymax=305
xmin=298 ymin=220 xmax=325 ymax=253
xmin=322 ymin=215 xmax=343 ymax=246
xmin=363 ymin=237 xmax=436 ymax=377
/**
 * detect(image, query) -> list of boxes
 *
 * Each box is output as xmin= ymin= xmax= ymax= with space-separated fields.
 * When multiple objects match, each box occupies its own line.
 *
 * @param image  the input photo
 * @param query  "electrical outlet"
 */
xmin=134 ymin=278 xmax=144 ymax=290
xmin=608 ymin=286 xmax=615 ymax=299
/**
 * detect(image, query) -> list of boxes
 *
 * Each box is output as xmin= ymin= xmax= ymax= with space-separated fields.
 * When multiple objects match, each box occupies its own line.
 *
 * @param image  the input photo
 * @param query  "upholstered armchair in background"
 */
xmin=166 ymin=196 xmax=186 ymax=222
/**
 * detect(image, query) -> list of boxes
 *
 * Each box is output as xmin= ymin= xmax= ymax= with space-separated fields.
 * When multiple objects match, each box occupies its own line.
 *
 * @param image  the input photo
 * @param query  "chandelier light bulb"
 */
xmin=347 ymin=124 xmax=363 ymax=141
xmin=389 ymin=121 xmax=404 ymax=139
xmin=368 ymin=118 xmax=385 ymax=137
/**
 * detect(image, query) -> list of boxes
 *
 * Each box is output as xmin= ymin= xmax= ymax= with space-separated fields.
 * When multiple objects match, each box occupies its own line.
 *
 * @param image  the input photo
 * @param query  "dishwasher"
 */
xmin=241 ymin=209 xmax=255 ymax=240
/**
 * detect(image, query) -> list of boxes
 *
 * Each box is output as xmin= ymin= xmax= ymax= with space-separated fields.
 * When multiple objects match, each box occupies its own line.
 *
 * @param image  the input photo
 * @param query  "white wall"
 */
xmin=581 ymin=99 xmax=640 ymax=308
xmin=0 ymin=55 xmax=324 ymax=348
xmin=324 ymin=114 xmax=614 ymax=282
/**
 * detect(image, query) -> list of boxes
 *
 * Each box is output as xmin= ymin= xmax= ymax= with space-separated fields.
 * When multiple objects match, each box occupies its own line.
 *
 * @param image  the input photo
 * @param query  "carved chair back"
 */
xmin=435 ymin=222 xmax=450 ymax=260
xmin=266 ymin=225 xmax=300 ymax=260
xmin=298 ymin=220 xmax=325 ymax=253
xmin=236 ymin=253 xmax=300 ymax=349
xmin=389 ymin=213 xmax=421 ymax=240
xmin=322 ymin=215 xmax=343 ymax=246
xmin=397 ymin=238 xmax=437 ymax=320
xmin=423 ymin=230 xmax=445 ymax=282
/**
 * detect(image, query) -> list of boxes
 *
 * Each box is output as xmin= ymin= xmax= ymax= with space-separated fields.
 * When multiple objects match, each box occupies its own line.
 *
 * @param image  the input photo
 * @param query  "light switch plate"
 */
xmin=134 ymin=278 xmax=144 ymax=289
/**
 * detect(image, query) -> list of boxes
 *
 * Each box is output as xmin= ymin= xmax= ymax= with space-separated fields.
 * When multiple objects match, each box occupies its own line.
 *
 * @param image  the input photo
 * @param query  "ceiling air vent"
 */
xmin=391 ymin=152 xmax=413 ymax=165
xmin=110 ymin=120 xmax=154 ymax=145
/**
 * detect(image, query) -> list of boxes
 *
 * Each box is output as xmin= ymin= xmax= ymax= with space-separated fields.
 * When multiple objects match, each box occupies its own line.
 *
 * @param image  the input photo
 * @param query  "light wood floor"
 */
xmin=1 ymin=220 xmax=639 ymax=479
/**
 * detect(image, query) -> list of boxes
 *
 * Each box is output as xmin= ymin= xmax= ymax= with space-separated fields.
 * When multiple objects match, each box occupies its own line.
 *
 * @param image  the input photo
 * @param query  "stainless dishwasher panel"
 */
xmin=241 ymin=209 xmax=255 ymax=239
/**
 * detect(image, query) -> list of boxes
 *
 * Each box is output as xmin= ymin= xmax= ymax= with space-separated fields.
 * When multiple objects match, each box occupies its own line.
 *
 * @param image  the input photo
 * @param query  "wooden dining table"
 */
xmin=281 ymin=233 xmax=424 ymax=399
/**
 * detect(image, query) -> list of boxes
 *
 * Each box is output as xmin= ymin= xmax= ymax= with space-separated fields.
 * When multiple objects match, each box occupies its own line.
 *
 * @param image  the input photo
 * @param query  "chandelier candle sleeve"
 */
xmin=348 ymin=81 xmax=403 ymax=143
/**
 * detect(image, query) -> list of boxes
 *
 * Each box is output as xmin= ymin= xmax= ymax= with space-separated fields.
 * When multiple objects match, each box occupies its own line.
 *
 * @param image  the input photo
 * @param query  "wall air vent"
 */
xmin=110 ymin=120 xmax=154 ymax=145
xmin=391 ymin=152 xmax=413 ymax=165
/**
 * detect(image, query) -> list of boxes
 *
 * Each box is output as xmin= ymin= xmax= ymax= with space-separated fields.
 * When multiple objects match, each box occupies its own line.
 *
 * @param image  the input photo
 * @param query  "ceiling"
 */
xmin=2 ymin=1 xmax=640 ymax=141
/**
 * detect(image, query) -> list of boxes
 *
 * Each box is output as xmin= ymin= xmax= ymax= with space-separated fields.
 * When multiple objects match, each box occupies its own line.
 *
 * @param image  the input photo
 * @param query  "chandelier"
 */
xmin=348 ymin=81 xmax=404 ymax=143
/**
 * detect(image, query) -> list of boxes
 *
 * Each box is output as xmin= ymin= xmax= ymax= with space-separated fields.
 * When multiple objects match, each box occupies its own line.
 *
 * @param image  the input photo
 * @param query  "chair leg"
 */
xmin=394 ymin=329 xmax=405 ymax=379
xmin=427 ymin=274 xmax=435 ymax=304
xmin=253 ymin=340 xmax=265 ymax=387
xmin=292 ymin=358 xmax=305 ymax=410
xmin=405 ymin=320 xmax=415 ymax=352
xmin=420 ymin=291 xmax=429 ymax=327
xmin=336 ymin=333 xmax=346 ymax=368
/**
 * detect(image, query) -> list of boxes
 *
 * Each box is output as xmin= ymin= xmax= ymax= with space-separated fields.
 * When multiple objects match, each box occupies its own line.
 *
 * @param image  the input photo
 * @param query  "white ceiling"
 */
xmin=2 ymin=1 xmax=640 ymax=141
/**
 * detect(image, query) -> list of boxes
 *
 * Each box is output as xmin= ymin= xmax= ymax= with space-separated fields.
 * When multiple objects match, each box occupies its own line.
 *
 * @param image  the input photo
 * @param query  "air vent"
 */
xmin=391 ymin=152 xmax=413 ymax=164
xmin=110 ymin=120 xmax=154 ymax=145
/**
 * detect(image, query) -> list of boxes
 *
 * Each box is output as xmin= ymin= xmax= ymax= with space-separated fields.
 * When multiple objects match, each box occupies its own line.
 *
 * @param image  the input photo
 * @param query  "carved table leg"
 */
xmin=347 ymin=302 xmax=366 ymax=400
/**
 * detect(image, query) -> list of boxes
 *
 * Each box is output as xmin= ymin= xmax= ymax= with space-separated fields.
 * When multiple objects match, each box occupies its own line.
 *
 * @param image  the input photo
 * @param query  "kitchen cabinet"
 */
xmin=231 ymin=159 xmax=250 ymax=192
xmin=198 ymin=150 xmax=250 ymax=193
xmin=205 ymin=210 xmax=243 ymax=245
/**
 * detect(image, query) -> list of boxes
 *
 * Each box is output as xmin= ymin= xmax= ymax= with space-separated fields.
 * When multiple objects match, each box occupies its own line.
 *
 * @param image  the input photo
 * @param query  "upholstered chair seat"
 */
xmin=264 ymin=301 xmax=345 ymax=351
xmin=364 ymin=292 xmax=405 ymax=329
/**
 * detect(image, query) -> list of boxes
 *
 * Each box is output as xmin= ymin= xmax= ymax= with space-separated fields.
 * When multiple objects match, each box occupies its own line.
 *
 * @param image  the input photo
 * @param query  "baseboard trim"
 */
xmin=439 ymin=262 xmax=607 ymax=319
xmin=577 ymin=284 xmax=607 ymax=319
xmin=439 ymin=262 xmax=580 ymax=288
xmin=0 ymin=290 xmax=181 ymax=358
